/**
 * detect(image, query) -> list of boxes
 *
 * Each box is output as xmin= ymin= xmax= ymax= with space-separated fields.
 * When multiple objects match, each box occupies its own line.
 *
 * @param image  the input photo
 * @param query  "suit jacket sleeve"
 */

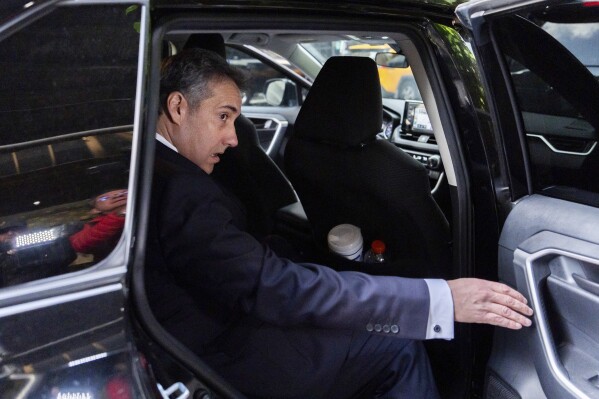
xmin=158 ymin=173 xmax=431 ymax=340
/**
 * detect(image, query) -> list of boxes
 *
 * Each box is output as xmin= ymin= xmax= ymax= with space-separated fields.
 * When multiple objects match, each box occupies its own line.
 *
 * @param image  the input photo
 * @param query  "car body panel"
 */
xmin=0 ymin=1 xmax=155 ymax=398
xmin=1 ymin=0 xmax=598 ymax=398
xmin=0 ymin=286 xmax=149 ymax=399
xmin=460 ymin=1 xmax=599 ymax=398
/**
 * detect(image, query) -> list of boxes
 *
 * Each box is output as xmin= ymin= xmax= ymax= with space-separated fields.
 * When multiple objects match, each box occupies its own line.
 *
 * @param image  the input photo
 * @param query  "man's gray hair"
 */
xmin=160 ymin=48 xmax=247 ymax=113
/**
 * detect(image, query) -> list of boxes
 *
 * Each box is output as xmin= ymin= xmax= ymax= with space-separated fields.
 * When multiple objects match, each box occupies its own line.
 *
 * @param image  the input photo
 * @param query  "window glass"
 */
xmin=226 ymin=46 xmax=299 ymax=106
xmin=0 ymin=4 xmax=140 ymax=288
xmin=495 ymin=12 xmax=599 ymax=200
xmin=301 ymin=40 xmax=422 ymax=101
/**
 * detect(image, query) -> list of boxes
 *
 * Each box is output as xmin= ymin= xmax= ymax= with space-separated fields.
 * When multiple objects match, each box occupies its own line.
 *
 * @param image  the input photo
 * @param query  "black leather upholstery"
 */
xmin=184 ymin=34 xmax=298 ymax=238
xmin=285 ymin=56 xmax=451 ymax=276
xmin=213 ymin=116 xmax=298 ymax=238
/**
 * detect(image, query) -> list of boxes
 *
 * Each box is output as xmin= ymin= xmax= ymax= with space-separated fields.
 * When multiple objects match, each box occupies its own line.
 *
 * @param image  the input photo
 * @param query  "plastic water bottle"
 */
xmin=364 ymin=240 xmax=386 ymax=263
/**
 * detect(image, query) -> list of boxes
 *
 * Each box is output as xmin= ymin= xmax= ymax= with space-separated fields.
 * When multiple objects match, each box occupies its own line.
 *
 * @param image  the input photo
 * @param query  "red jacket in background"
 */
xmin=69 ymin=213 xmax=125 ymax=260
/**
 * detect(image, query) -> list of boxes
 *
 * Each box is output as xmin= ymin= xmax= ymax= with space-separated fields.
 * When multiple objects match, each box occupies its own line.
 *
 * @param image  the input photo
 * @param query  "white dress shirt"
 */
xmin=424 ymin=279 xmax=454 ymax=339
xmin=156 ymin=133 xmax=178 ymax=152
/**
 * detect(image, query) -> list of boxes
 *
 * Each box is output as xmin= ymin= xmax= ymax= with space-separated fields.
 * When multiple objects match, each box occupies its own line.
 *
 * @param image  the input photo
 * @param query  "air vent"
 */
xmin=399 ymin=131 xmax=437 ymax=145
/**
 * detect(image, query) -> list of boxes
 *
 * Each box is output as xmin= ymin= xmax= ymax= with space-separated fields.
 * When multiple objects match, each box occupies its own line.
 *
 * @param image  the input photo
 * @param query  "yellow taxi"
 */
xmin=345 ymin=43 xmax=418 ymax=99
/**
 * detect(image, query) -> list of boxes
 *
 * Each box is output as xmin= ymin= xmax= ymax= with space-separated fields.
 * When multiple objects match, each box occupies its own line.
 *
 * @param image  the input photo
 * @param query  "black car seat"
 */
xmin=284 ymin=56 xmax=451 ymax=277
xmin=183 ymin=34 xmax=298 ymax=239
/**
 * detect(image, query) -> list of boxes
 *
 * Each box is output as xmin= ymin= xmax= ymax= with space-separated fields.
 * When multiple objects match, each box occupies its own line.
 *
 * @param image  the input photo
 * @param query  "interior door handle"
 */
xmin=572 ymin=273 xmax=599 ymax=296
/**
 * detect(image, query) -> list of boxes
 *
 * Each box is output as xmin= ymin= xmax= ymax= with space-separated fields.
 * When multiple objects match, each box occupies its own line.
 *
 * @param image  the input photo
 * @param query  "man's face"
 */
xmin=173 ymin=78 xmax=241 ymax=174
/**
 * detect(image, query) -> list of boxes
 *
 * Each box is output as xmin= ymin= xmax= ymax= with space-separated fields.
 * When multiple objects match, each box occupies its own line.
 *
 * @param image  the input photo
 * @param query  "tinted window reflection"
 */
xmin=498 ymin=16 xmax=599 ymax=197
xmin=226 ymin=46 xmax=298 ymax=106
xmin=0 ymin=5 xmax=139 ymax=288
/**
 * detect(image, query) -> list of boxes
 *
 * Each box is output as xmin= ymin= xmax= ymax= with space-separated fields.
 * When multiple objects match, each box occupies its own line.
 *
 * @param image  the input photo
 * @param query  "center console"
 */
xmin=391 ymin=101 xmax=444 ymax=192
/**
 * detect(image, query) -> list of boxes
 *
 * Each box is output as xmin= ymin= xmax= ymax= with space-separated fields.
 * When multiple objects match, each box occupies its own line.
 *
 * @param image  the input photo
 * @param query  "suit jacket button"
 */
xmin=434 ymin=325 xmax=441 ymax=333
xmin=383 ymin=325 xmax=390 ymax=333
xmin=374 ymin=324 xmax=382 ymax=332
xmin=391 ymin=325 xmax=399 ymax=334
xmin=366 ymin=323 xmax=374 ymax=332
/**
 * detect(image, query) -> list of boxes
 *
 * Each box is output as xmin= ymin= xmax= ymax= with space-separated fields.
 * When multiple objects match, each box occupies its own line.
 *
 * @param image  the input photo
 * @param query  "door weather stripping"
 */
xmin=157 ymin=382 xmax=190 ymax=399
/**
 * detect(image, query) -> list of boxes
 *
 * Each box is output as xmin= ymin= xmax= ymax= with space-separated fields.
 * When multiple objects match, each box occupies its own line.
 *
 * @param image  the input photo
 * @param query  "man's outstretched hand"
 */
xmin=447 ymin=278 xmax=534 ymax=329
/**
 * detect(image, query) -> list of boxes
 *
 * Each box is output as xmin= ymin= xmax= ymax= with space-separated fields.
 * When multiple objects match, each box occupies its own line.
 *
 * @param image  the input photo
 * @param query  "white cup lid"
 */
xmin=327 ymin=224 xmax=363 ymax=255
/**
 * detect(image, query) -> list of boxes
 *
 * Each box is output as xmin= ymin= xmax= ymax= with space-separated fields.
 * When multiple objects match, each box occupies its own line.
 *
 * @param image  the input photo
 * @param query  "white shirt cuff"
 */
xmin=424 ymin=279 xmax=454 ymax=340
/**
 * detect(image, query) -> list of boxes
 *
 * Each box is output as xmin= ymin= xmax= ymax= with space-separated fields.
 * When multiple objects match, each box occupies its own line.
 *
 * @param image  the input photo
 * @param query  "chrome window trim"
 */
xmin=0 ymin=265 xmax=127 ymax=304
xmin=0 ymin=125 xmax=133 ymax=153
xmin=0 ymin=283 xmax=122 ymax=318
xmin=123 ymin=0 xmax=149 ymax=272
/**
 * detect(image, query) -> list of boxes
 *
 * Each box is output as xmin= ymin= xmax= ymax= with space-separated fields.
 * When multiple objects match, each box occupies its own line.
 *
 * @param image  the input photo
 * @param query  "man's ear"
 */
xmin=165 ymin=91 xmax=189 ymax=125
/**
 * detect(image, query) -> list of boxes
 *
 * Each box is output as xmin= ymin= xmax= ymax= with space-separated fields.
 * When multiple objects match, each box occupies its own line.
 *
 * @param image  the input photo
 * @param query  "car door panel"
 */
xmin=490 ymin=194 xmax=599 ymax=398
xmin=0 ymin=283 xmax=148 ymax=398
xmin=243 ymin=107 xmax=300 ymax=165
xmin=456 ymin=1 xmax=599 ymax=397
xmin=245 ymin=113 xmax=290 ymax=156
xmin=0 ymin=2 xmax=157 ymax=397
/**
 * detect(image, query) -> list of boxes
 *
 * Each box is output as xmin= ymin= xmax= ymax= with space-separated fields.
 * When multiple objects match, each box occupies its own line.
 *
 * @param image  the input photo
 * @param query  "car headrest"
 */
xmin=184 ymin=33 xmax=226 ymax=59
xmin=294 ymin=56 xmax=383 ymax=147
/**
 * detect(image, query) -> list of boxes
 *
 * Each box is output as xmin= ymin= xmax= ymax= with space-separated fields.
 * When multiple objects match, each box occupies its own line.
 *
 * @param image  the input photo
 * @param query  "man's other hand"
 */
xmin=447 ymin=278 xmax=533 ymax=329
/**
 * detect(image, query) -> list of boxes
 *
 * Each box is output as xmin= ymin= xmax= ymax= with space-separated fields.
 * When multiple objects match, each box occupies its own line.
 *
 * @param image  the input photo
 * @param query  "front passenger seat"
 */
xmin=285 ymin=56 xmax=451 ymax=276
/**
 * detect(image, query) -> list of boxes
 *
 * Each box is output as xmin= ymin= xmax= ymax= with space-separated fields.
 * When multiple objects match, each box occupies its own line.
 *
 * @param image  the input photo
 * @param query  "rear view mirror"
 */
xmin=375 ymin=52 xmax=408 ymax=68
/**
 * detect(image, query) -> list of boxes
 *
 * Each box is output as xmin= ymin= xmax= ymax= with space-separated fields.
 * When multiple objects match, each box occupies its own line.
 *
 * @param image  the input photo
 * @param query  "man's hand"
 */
xmin=447 ymin=278 xmax=533 ymax=329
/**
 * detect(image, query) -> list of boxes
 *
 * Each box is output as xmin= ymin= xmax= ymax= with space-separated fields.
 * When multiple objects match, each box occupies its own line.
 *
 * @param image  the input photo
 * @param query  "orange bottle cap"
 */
xmin=371 ymin=240 xmax=386 ymax=254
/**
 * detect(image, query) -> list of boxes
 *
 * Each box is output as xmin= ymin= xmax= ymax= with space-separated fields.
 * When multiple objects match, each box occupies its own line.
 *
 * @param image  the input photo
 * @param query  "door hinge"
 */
xmin=157 ymin=382 xmax=190 ymax=399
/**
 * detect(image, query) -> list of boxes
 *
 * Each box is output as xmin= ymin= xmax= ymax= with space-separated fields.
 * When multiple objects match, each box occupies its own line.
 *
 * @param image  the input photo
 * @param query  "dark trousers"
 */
xmin=203 ymin=322 xmax=440 ymax=399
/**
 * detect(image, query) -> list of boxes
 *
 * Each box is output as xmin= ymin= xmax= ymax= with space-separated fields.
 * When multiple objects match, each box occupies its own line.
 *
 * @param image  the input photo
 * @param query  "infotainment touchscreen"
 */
xmin=402 ymin=102 xmax=434 ymax=135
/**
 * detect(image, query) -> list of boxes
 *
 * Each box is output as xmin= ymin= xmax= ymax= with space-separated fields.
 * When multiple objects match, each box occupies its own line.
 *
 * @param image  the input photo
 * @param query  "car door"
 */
xmin=0 ymin=1 xmax=157 ymax=397
xmin=225 ymin=44 xmax=311 ymax=168
xmin=456 ymin=1 xmax=599 ymax=398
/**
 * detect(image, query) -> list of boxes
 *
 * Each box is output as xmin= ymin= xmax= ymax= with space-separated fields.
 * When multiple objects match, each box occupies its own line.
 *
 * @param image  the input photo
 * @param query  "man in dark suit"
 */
xmin=146 ymin=48 xmax=533 ymax=398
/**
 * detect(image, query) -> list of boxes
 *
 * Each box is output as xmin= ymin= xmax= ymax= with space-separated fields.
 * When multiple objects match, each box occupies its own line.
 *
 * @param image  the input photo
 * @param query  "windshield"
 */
xmin=301 ymin=39 xmax=422 ymax=101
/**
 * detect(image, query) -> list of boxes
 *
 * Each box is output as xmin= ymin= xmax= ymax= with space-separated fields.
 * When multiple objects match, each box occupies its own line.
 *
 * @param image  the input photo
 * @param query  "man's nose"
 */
xmin=225 ymin=125 xmax=238 ymax=148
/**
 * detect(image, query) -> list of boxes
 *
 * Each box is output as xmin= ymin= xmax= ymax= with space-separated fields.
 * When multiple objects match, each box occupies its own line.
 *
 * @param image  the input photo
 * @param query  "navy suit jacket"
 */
xmin=146 ymin=141 xmax=431 ymax=358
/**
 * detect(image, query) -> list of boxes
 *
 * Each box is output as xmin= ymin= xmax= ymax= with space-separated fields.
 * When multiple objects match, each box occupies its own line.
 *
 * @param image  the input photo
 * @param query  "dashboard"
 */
xmin=382 ymin=101 xmax=444 ymax=193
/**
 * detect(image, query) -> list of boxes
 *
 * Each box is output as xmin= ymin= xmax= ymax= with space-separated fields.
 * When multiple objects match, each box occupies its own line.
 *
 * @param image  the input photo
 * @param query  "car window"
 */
xmin=301 ymin=40 xmax=422 ymax=101
xmin=0 ymin=4 xmax=140 ymax=288
xmin=493 ymin=13 xmax=599 ymax=201
xmin=226 ymin=46 xmax=300 ymax=107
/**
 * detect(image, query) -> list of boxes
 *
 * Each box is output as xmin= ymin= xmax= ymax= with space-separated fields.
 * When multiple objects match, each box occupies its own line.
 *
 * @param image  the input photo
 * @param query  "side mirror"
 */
xmin=375 ymin=52 xmax=408 ymax=68
xmin=264 ymin=78 xmax=298 ymax=106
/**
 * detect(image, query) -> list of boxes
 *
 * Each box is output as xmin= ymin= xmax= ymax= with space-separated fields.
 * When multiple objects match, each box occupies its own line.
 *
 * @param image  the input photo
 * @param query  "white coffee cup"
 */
xmin=327 ymin=224 xmax=363 ymax=261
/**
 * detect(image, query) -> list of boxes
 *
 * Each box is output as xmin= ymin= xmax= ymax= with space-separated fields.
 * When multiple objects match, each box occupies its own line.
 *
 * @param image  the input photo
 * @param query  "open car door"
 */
xmin=457 ymin=1 xmax=599 ymax=398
